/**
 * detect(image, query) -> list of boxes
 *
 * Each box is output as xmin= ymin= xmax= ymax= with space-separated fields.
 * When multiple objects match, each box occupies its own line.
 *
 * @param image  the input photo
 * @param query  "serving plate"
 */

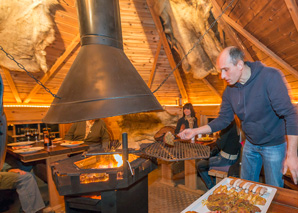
xmin=181 ymin=177 xmax=277 ymax=213
xmin=13 ymin=147 xmax=44 ymax=154
xmin=197 ymin=137 xmax=214 ymax=142
xmin=12 ymin=145 xmax=33 ymax=150
xmin=52 ymin=138 xmax=63 ymax=144
xmin=60 ymin=141 xmax=84 ymax=147
xmin=7 ymin=142 xmax=35 ymax=146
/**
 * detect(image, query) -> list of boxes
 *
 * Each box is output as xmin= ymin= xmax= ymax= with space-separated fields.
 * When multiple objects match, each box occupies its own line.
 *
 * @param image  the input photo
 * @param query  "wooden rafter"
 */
xmin=284 ymin=0 xmax=298 ymax=33
xmin=1 ymin=66 xmax=22 ymax=103
xmin=211 ymin=0 xmax=254 ymax=61
xmin=23 ymin=33 xmax=80 ymax=104
xmin=148 ymin=39 xmax=162 ymax=89
xmin=202 ymin=79 xmax=222 ymax=99
xmin=146 ymin=0 xmax=189 ymax=103
xmin=223 ymin=14 xmax=298 ymax=79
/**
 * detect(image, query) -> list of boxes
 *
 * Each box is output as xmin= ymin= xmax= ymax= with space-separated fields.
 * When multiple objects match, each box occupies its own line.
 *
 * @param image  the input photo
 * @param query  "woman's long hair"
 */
xmin=183 ymin=103 xmax=196 ymax=117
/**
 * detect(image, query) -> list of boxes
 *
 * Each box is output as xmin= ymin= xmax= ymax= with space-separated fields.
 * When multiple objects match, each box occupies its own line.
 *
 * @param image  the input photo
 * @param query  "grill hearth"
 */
xmin=51 ymin=133 xmax=156 ymax=213
xmin=51 ymin=152 xmax=155 ymax=196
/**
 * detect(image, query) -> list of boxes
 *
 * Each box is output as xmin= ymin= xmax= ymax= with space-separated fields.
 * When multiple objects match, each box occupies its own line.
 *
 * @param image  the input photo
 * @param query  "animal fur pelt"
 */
xmin=117 ymin=111 xmax=179 ymax=148
xmin=0 ymin=0 xmax=59 ymax=72
xmin=153 ymin=0 xmax=223 ymax=79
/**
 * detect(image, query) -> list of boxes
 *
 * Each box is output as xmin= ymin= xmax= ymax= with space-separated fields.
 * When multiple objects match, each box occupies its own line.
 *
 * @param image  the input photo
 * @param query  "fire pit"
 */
xmin=51 ymin=133 xmax=157 ymax=212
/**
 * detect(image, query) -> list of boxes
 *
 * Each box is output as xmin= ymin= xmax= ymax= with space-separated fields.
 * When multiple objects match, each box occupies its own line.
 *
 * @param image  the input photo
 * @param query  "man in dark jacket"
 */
xmin=178 ymin=46 xmax=298 ymax=187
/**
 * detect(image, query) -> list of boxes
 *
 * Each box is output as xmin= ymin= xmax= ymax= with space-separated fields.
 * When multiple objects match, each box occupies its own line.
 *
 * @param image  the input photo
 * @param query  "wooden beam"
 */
xmin=284 ymin=0 xmax=298 ymax=33
xmin=202 ymin=78 xmax=222 ymax=99
xmin=146 ymin=0 xmax=189 ymax=102
xmin=223 ymin=14 xmax=298 ymax=79
xmin=210 ymin=0 xmax=254 ymax=61
xmin=23 ymin=33 xmax=80 ymax=103
xmin=148 ymin=39 xmax=162 ymax=89
xmin=1 ymin=66 xmax=22 ymax=103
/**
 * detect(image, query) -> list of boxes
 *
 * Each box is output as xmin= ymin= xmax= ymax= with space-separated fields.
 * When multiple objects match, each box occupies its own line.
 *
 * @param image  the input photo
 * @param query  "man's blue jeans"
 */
xmin=241 ymin=140 xmax=286 ymax=187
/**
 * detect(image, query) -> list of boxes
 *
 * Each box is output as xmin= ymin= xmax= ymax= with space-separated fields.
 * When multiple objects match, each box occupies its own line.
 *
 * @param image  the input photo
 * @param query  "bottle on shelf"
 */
xmin=43 ymin=127 xmax=52 ymax=147
xmin=33 ymin=129 xmax=39 ymax=142
xmin=25 ymin=128 xmax=31 ymax=141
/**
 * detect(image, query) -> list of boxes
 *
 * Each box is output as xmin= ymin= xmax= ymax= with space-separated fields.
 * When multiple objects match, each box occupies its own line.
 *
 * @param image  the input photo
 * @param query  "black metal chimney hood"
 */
xmin=43 ymin=0 xmax=162 ymax=124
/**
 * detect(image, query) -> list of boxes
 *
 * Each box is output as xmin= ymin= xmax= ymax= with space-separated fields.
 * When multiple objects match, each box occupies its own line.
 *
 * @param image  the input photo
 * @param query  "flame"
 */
xmin=75 ymin=154 xmax=138 ymax=169
xmin=113 ymin=154 xmax=123 ymax=167
xmin=77 ymin=154 xmax=139 ymax=184
xmin=82 ymin=194 xmax=101 ymax=200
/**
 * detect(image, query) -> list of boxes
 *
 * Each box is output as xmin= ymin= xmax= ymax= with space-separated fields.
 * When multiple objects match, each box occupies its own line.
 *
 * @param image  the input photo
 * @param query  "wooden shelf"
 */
xmin=12 ymin=135 xmax=25 ymax=138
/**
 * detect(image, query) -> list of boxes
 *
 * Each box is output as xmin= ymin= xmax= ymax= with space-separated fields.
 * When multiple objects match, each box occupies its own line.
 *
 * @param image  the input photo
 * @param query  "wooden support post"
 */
xmin=148 ymin=39 xmax=162 ymax=89
xmin=147 ymin=0 xmax=189 ymax=103
xmin=24 ymin=34 xmax=80 ymax=103
xmin=160 ymin=161 xmax=175 ymax=187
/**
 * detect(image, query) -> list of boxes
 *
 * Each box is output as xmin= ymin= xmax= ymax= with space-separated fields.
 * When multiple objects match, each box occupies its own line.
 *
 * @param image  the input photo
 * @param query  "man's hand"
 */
xmin=178 ymin=129 xmax=196 ymax=140
xmin=283 ymin=135 xmax=298 ymax=184
xmin=178 ymin=125 xmax=212 ymax=140
xmin=283 ymin=155 xmax=298 ymax=184
xmin=8 ymin=169 xmax=26 ymax=175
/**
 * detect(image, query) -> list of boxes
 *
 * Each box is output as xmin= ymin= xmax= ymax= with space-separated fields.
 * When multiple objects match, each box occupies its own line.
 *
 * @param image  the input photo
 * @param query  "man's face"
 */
xmin=217 ymin=52 xmax=243 ymax=85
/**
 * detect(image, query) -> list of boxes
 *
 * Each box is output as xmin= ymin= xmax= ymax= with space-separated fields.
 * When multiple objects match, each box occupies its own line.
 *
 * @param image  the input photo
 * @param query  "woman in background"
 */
xmin=175 ymin=103 xmax=198 ymax=135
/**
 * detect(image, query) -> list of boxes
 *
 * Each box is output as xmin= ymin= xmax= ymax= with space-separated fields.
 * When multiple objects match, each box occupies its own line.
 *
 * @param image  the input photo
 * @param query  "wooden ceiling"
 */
xmin=1 ymin=0 xmax=298 ymax=109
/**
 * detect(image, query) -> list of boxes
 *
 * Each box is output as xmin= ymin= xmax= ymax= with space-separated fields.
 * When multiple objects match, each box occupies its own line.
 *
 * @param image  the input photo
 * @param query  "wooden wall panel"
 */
xmin=4 ymin=108 xmax=49 ymax=124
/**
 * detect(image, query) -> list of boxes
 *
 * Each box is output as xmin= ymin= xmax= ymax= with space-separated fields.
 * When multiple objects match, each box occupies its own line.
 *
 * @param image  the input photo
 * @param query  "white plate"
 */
xmin=13 ymin=147 xmax=44 ymax=154
xmin=181 ymin=177 xmax=277 ymax=213
xmin=60 ymin=141 xmax=84 ymax=147
xmin=52 ymin=138 xmax=63 ymax=144
xmin=8 ymin=142 xmax=35 ymax=146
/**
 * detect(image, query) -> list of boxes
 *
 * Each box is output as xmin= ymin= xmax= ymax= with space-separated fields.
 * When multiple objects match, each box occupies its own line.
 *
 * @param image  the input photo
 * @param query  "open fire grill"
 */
xmin=51 ymin=148 xmax=156 ymax=196
xmin=51 ymin=139 xmax=210 ymax=195
xmin=51 ymin=133 xmax=157 ymax=212
xmin=51 ymin=134 xmax=210 ymax=212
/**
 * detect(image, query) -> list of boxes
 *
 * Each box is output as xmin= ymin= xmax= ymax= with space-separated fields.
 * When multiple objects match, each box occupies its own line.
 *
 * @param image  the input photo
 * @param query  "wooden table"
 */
xmin=269 ymin=185 xmax=298 ymax=212
xmin=7 ymin=142 xmax=89 ymax=212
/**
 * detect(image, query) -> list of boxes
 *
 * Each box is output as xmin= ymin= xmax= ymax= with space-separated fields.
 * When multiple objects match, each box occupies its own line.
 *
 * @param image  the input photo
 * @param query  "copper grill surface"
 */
xmin=144 ymin=141 xmax=210 ymax=161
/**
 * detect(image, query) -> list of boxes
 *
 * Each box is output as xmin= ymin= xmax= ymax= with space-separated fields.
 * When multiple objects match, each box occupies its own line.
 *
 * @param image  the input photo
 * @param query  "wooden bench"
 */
xmin=283 ymin=172 xmax=298 ymax=191
xmin=208 ymin=169 xmax=228 ymax=184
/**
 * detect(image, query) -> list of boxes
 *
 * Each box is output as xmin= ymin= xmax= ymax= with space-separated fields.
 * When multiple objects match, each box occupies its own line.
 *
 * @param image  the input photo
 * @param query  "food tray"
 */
xmin=181 ymin=177 xmax=277 ymax=213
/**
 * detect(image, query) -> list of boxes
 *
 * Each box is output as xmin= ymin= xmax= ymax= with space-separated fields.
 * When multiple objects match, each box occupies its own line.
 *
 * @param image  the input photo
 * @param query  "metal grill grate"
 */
xmin=143 ymin=141 xmax=210 ymax=162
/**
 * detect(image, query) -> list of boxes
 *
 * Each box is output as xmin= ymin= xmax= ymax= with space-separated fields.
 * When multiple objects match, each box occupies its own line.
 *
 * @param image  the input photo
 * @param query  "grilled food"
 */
xmin=204 ymin=179 xmax=268 ymax=212
xmin=163 ymin=131 xmax=175 ymax=147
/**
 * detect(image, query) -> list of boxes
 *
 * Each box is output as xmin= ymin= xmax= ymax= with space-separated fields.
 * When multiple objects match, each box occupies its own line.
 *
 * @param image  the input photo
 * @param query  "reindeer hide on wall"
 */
xmin=154 ymin=0 xmax=222 ymax=79
xmin=117 ymin=111 xmax=179 ymax=148
xmin=0 ymin=0 xmax=58 ymax=73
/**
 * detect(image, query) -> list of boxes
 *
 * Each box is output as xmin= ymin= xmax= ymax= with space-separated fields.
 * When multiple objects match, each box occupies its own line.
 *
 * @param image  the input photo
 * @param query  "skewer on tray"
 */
xmin=227 ymin=179 xmax=268 ymax=196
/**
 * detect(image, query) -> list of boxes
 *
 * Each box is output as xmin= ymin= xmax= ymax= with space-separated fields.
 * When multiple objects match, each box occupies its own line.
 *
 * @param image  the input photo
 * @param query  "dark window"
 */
xmin=208 ymin=118 xmax=215 ymax=123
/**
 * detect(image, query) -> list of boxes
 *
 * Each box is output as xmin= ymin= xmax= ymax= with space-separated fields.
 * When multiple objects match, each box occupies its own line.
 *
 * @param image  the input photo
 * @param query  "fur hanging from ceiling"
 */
xmin=117 ymin=111 xmax=179 ymax=148
xmin=154 ymin=0 xmax=223 ymax=79
xmin=0 ymin=0 xmax=59 ymax=73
